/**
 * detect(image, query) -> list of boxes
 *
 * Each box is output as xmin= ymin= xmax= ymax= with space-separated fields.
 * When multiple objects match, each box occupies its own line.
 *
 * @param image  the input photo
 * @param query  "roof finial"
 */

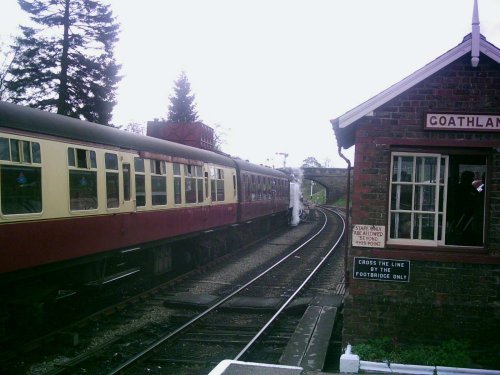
xmin=471 ymin=0 xmax=480 ymax=67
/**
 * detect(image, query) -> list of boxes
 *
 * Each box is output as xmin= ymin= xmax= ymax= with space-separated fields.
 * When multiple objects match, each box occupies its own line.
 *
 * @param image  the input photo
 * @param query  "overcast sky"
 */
xmin=1 ymin=0 xmax=500 ymax=168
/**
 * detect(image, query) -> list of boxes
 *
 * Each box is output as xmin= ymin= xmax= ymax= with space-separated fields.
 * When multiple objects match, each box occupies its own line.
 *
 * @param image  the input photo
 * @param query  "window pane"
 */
xmin=106 ymin=172 xmax=119 ymax=208
xmin=90 ymin=151 xmax=97 ymax=168
xmin=414 ymin=213 xmax=435 ymax=240
xmin=391 ymin=184 xmax=412 ymax=210
xmin=69 ymin=170 xmax=97 ymax=210
xmin=134 ymin=157 xmax=144 ymax=173
xmin=217 ymin=180 xmax=225 ymax=201
xmin=22 ymin=141 xmax=31 ymax=163
xmin=151 ymin=176 xmax=166 ymax=205
xmin=67 ymin=148 xmax=75 ymax=166
xmin=0 ymin=138 xmax=9 ymax=160
xmin=135 ymin=175 xmax=145 ymax=207
xmin=204 ymin=172 xmax=209 ymax=198
xmin=123 ymin=163 xmax=131 ymax=201
xmin=10 ymin=139 xmax=20 ymax=162
xmin=416 ymin=156 xmax=437 ymax=183
xmin=174 ymin=176 xmax=182 ymax=204
xmin=211 ymin=180 xmax=216 ymax=201
xmin=151 ymin=160 xmax=163 ymax=175
xmin=440 ymin=157 xmax=446 ymax=184
xmin=392 ymin=155 xmax=413 ymax=182
xmin=185 ymin=177 xmax=196 ymax=203
xmin=76 ymin=149 xmax=87 ymax=168
xmin=1 ymin=165 xmax=42 ymax=214
xmin=197 ymin=179 xmax=203 ymax=203
xmin=32 ymin=142 xmax=41 ymax=163
xmin=105 ymin=153 xmax=118 ymax=170
xmin=414 ymin=185 xmax=436 ymax=212
xmin=173 ymin=163 xmax=181 ymax=175
xmin=438 ymin=214 xmax=443 ymax=241
xmin=390 ymin=212 xmax=411 ymax=239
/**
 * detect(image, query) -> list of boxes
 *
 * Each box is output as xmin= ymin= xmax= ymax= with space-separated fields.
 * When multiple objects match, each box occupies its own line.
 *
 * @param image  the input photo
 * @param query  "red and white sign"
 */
xmin=352 ymin=225 xmax=385 ymax=248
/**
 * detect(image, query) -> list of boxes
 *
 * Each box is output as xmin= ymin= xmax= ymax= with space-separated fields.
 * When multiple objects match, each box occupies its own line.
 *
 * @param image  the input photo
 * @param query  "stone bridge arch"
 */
xmin=301 ymin=167 xmax=350 ymax=205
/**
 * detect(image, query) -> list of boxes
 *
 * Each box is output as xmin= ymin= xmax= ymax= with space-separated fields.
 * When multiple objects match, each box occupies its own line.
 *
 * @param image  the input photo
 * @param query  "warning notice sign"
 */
xmin=352 ymin=224 xmax=385 ymax=248
xmin=353 ymin=257 xmax=410 ymax=282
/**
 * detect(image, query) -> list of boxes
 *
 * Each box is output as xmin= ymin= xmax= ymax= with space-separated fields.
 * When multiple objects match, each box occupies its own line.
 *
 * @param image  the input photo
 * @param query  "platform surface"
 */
xmin=209 ymin=360 xmax=303 ymax=375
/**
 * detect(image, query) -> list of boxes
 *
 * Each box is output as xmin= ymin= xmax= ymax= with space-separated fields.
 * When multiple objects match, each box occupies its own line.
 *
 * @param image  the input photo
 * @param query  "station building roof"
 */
xmin=330 ymin=33 xmax=500 ymax=149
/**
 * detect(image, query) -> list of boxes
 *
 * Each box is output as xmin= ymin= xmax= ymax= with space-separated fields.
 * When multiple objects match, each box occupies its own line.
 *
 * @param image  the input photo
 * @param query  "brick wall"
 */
xmin=343 ymin=53 xmax=500 ymax=347
xmin=343 ymin=258 xmax=499 ymax=345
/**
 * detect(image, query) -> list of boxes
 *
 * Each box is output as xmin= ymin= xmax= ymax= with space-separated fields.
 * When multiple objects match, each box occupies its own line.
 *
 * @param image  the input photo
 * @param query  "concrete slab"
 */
xmin=280 ymin=305 xmax=338 ymax=372
xmin=163 ymin=292 xmax=219 ymax=308
xmin=310 ymin=295 xmax=343 ymax=308
xmin=163 ymin=293 xmax=312 ymax=311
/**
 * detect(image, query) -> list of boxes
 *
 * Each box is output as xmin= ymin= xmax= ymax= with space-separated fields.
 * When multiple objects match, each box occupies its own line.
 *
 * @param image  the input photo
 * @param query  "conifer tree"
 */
xmin=5 ymin=0 xmax=121 ymax=126
xmin=167 ymin=72 xmax=199 ymax=123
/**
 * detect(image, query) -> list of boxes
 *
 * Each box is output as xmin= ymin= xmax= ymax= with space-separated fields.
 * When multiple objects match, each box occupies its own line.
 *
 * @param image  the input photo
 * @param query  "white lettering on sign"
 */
xmin=426 ymin=113 xmax=500 ymax=132
xmin=353 ymin=257 xmax=411 ymax=283
xmin=352 ymin=225 xmax=385 ymax=248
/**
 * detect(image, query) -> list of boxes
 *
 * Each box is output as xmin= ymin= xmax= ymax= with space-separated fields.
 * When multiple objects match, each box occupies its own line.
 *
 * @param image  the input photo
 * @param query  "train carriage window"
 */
xmin=388 ymin=152 xmax=486 ymax=248
xmin=10 ymin=139 xmax=20 ymax=162
xmin=151 ymin=159 xmax=167 ymax=206
xmin=68 ymin=147 xmax=97 ymax=211
xmin=0 ymin=138 xmax=9 ymax=160
xmin=185 ymin=165 xmax=196 ymax=204
xmin=204 ymin=171 xmax=209 ymax=199
xmin=105 ymin=153 xmax=118 ymax=170
xmin=105 ymin=153 xmax=119 ymax=208
xmin=210 ymin=167 xmax=225 ymax=202
xmin=210 ymin=167 xmax=216 ymax=201
xmin=173 ymin=163 xmax=182 ymax=204
xmin=123 ymin=163 xmax=131 ymax=201
xmin=250 ymin=174 xmax=256 ymax=201
xmin=32 ymin=142 xmax=41 ymax=163
xmin=184 ymin=164 xmax=204 ymax=204
xmin=196 ymin=166 xmax=203 ymax=203
xmin=217 ymin=169 xmax=225 ymax=201
xmin=1 ymin=165 xmax=42 ymax=215
xmin=134 ymin=157 xmax=146 ymax=207
xmin=67 ymin=148 xmax=75 ymax=166
xmin=0 ymin=138 xmax=42 ymax=215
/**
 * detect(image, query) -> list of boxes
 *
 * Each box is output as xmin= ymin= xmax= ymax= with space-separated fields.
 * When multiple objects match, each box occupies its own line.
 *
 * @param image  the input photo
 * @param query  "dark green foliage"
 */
xmin=5 ymin=0 xmax=121 ymax=125
xmin=302 ymin=156 xmax=322 ymax=168
xmin=167 ymin=71 xmax=199 ymax=123
xmin=353 ymin=338 xmax=472 ymax=367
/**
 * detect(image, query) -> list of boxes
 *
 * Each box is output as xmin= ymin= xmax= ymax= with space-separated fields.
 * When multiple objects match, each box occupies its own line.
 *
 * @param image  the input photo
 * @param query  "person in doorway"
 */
xmin=450 ymin=170 xmax=481 ymax=246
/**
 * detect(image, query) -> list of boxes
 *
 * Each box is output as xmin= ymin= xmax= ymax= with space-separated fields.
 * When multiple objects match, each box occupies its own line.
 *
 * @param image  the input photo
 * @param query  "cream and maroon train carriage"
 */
xmin=0 ymin=101 xmax=289 ymax=324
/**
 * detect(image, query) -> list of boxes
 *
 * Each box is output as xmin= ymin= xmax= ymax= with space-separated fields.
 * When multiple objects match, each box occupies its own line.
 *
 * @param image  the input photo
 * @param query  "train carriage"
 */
xmin=0 ymin=101 xmax=291 ymax=314
xmin=233 ymin=158 xmax=290 ymax=222
xmin=0 ymin=101 xmax=244 ymax=279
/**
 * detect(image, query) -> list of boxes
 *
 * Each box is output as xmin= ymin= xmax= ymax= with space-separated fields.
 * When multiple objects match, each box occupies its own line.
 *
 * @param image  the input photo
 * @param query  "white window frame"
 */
xmin=387 ymin=152 xmax=449 ymax=247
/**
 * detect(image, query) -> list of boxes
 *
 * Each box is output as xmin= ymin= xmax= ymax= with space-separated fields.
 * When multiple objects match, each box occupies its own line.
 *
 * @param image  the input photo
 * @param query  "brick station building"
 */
xmin=330 ymin=8 xmax=500 ymax=352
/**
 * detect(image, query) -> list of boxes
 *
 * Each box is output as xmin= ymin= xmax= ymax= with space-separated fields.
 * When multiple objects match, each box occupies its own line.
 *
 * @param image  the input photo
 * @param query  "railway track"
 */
xmin=8 ymin=206 xmax=345 ymax=374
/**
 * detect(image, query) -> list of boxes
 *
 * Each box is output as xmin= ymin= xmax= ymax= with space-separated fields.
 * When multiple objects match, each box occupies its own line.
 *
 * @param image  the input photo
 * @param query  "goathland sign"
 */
xmin=426 ymin=113 xmax=500 ymax=131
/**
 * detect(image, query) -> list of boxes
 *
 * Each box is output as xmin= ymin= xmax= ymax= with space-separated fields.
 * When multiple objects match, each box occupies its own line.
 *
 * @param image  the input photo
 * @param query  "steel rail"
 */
xmin=233 ymin=206 xmax=345 ymax=360
xmin=107 ymin=209 xmax=330 ymax=375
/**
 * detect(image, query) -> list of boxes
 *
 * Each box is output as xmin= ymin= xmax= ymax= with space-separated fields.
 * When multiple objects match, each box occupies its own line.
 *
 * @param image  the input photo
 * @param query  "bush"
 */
xmin=353 ymin=338 xmax=472 ymax=367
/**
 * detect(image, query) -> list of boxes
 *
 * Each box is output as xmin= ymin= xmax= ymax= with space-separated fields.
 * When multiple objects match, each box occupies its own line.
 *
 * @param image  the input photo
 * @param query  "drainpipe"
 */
xmin=338 ymin=146 xmax=351 ymax=288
